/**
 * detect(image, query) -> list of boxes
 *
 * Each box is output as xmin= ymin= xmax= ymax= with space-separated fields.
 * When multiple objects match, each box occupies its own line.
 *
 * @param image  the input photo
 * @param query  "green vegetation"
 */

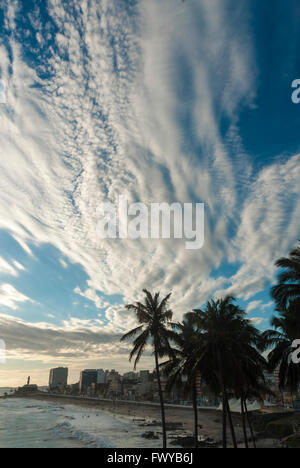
xmin=287 ymin=434 xmax=300 ymax=448
xmin=253 ymin=412 xmax=285 ymax=433
xmin=264 ymin=419 xmax=294 ymax=438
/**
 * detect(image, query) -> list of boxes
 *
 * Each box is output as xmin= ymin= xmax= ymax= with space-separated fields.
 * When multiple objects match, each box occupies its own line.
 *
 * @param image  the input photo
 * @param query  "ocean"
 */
xmin=0 ymin=389 xmax=168 ymax=448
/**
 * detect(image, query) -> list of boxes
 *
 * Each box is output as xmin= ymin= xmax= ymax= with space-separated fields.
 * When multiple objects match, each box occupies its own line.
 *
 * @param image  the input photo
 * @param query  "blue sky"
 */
xmin=0 ymin=0 xmax=299 ymax=386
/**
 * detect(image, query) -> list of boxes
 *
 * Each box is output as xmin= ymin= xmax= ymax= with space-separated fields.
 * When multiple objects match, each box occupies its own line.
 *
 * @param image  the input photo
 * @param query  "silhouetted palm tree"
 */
xmin=262 ymin=298 xmax=300 ymax=396
xmin=186 ymin=296 xmax=262 ymax=449
xmin=271 ymin=243 xmax=300 ymax=310
xmin=233 ymin=343 xmax=269 ymax=448
xmin=120 ymin=289 xmax=175 ymax=448
xmin=160 ymin=317 xmax=201 ymax=447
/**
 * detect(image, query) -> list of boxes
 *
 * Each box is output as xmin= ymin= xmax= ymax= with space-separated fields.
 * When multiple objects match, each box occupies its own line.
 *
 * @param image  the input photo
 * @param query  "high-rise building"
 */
xmin=97 ymin=369 xmax=106 ymax=384
xmin=106 ymin=369 xmax=119 ymax=383
xmin=49 ymin=367 xmax=68 ymax=390
xmin=108 ymin=374 xmax=122 ymax=395
xmin=139 ymin=370 xmax=150 ymax=382
xmin=123 ymin=371 xmax=137 ymax=380
xmin=80 ymin=369 xmax=98 ymax=392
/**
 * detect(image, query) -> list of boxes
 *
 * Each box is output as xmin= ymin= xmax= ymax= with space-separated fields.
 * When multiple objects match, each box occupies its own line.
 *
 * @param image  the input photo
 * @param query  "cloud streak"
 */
xmin=0 ymin=313 xmax=126 ymax=362
xmin=0 ymin=284 xmax=34 ymax=310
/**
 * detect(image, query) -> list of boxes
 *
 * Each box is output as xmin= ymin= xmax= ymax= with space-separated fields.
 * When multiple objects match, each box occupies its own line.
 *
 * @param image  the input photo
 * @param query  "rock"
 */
xmin=170 ymin=435 xmax=219 ymax=448
xmin=170 ymin=436 xmax=195 ymax=448
xmin=141 ymin=431 xmax=159 ymax=440
xmin=165 ymin=422 xmax=184 ymax=430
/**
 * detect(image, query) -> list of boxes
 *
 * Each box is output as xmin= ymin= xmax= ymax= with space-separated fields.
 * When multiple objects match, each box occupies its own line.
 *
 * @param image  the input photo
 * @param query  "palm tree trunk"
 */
xmin=154 ymin=347 xmax=167 ymax=448
xmin=217 ymin=352 xmax=228 ymax=449
xmin=244 ymin=400 xmax=256 ymax=449
xmin=222 ymin=393 xmax=227 ymax=448
xmin=192 ymin=378 xmax=198 ymax=448
xmin=241 ymin=397 xmax=249 ymax=448
xmin=224 ymin=390 xmax=237 ymax=448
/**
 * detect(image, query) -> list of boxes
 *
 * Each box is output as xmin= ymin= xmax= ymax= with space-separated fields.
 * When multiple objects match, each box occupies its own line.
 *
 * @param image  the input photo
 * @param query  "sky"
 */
xmin=0 ymin=0 xmax=300 ymax=387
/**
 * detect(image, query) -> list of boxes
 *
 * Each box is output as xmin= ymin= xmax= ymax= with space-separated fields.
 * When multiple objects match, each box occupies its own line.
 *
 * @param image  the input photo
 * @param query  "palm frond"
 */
xmin=120 ymin=325 xmax=143 ymax=342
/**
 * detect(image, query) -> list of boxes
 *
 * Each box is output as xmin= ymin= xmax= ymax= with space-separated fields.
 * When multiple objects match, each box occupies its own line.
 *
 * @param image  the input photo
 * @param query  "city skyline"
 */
xmin=6 ymin=365 xmax=155 ymax=389
xmin=1 ymin=0 xmax=300 ymax=388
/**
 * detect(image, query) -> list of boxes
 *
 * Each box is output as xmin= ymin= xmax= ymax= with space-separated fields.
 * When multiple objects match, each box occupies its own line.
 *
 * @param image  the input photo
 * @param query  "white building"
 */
xmin=49 ymin=367 xmax=68 ymax=390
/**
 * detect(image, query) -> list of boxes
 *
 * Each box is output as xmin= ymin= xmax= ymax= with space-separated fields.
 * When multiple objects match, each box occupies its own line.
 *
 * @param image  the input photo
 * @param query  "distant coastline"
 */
xmin=2 ymin=391 xmax=216 ymax=413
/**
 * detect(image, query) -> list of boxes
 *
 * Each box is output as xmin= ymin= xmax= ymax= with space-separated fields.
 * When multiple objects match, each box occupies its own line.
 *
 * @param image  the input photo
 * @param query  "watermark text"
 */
xmin=291 ymin=79 xmax=300 ymax=104
xmin=292 ymin=339 xmax=300 ymax=364
xmin=96 ymin=196 xmax=204 ymax=250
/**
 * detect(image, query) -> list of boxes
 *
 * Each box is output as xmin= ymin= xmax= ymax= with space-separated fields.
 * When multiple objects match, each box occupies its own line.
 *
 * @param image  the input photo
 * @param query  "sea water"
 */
xmin=0 ymin=390 xmax=166 ymax=448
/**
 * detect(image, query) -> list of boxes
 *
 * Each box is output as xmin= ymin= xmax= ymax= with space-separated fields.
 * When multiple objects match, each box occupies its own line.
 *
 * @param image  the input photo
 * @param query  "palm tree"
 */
xmin=120 ymin=289 xmax=175 ymax=448
xmin=271 ymin=242 xmax=300 ymax=310
xmin=233 ymin=343 xmax=269 ymax=448
xmin=160 ymin=317 xmax=202 ymax=448
xmin=262 ymin=298 xmax=300 ymax=397
xmin=186 ymin=296 xmax=262 ymax=449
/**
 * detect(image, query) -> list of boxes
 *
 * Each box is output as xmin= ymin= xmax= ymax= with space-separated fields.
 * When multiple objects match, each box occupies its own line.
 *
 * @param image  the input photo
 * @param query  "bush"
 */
xmin=253 ymin=412 xmax=296 ymax=432
xmin=264 ymin=419 xmax=294 ymax=439
xmin=287 ymin=435 xmax=300 ymax=448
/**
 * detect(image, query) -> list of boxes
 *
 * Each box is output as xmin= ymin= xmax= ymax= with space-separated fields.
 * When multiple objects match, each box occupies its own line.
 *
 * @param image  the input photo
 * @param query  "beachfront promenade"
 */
xmin=22 ymin=392 xmax=217 ymax=412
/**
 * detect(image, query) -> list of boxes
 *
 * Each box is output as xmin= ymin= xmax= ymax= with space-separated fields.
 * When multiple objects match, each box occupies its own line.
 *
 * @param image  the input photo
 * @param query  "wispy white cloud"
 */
xmin=74 ymin=283 xmax=110 ymax=309
xmin=261 ymin=301 xmax=273 ymax=311
xmin=59 ymin=258 xmax=68 ymax=269
xmin=246 ymin=300 xmax=274 ymax=314
xmin=250 ymin=317 xmax=266 ymax=325
xmin=0 ymin=257 xmax=18 ymax=276
xmin=0 ymin=0 xmax=299 ymax=368
xmin=217 ymin=154 xmax=300 ymax=301
xmin=0 ymin=313 xmax=126 ymax=362
xmin=0 ymin=284 xmax=34 ymax=310
xmin=246 ymin=300 xmax=262 ymax=313
xmin=12 ymin=260 xmax=26 ymax=271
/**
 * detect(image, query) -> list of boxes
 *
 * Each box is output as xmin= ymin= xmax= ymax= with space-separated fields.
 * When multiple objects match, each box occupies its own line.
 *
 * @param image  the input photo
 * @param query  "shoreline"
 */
xmin=1 ymin=393 xmax=244 ymax=446
xmin=3 ymin=393 xmax=294 ymax=447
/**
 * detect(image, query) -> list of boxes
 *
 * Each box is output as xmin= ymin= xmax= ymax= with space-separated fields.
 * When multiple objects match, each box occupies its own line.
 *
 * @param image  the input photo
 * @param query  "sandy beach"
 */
xmin=5 ymin=393 xmax=272 ymax=447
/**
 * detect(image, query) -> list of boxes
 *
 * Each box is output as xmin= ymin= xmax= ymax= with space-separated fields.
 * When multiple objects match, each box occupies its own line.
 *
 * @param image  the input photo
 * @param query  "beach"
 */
xmin=2 ymin=392 xmax=294 ymax=448
xmin=2 ymin=393 xmax=270 ymax=447
xmin=0 ymin=396 xmax=176 ymax=448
